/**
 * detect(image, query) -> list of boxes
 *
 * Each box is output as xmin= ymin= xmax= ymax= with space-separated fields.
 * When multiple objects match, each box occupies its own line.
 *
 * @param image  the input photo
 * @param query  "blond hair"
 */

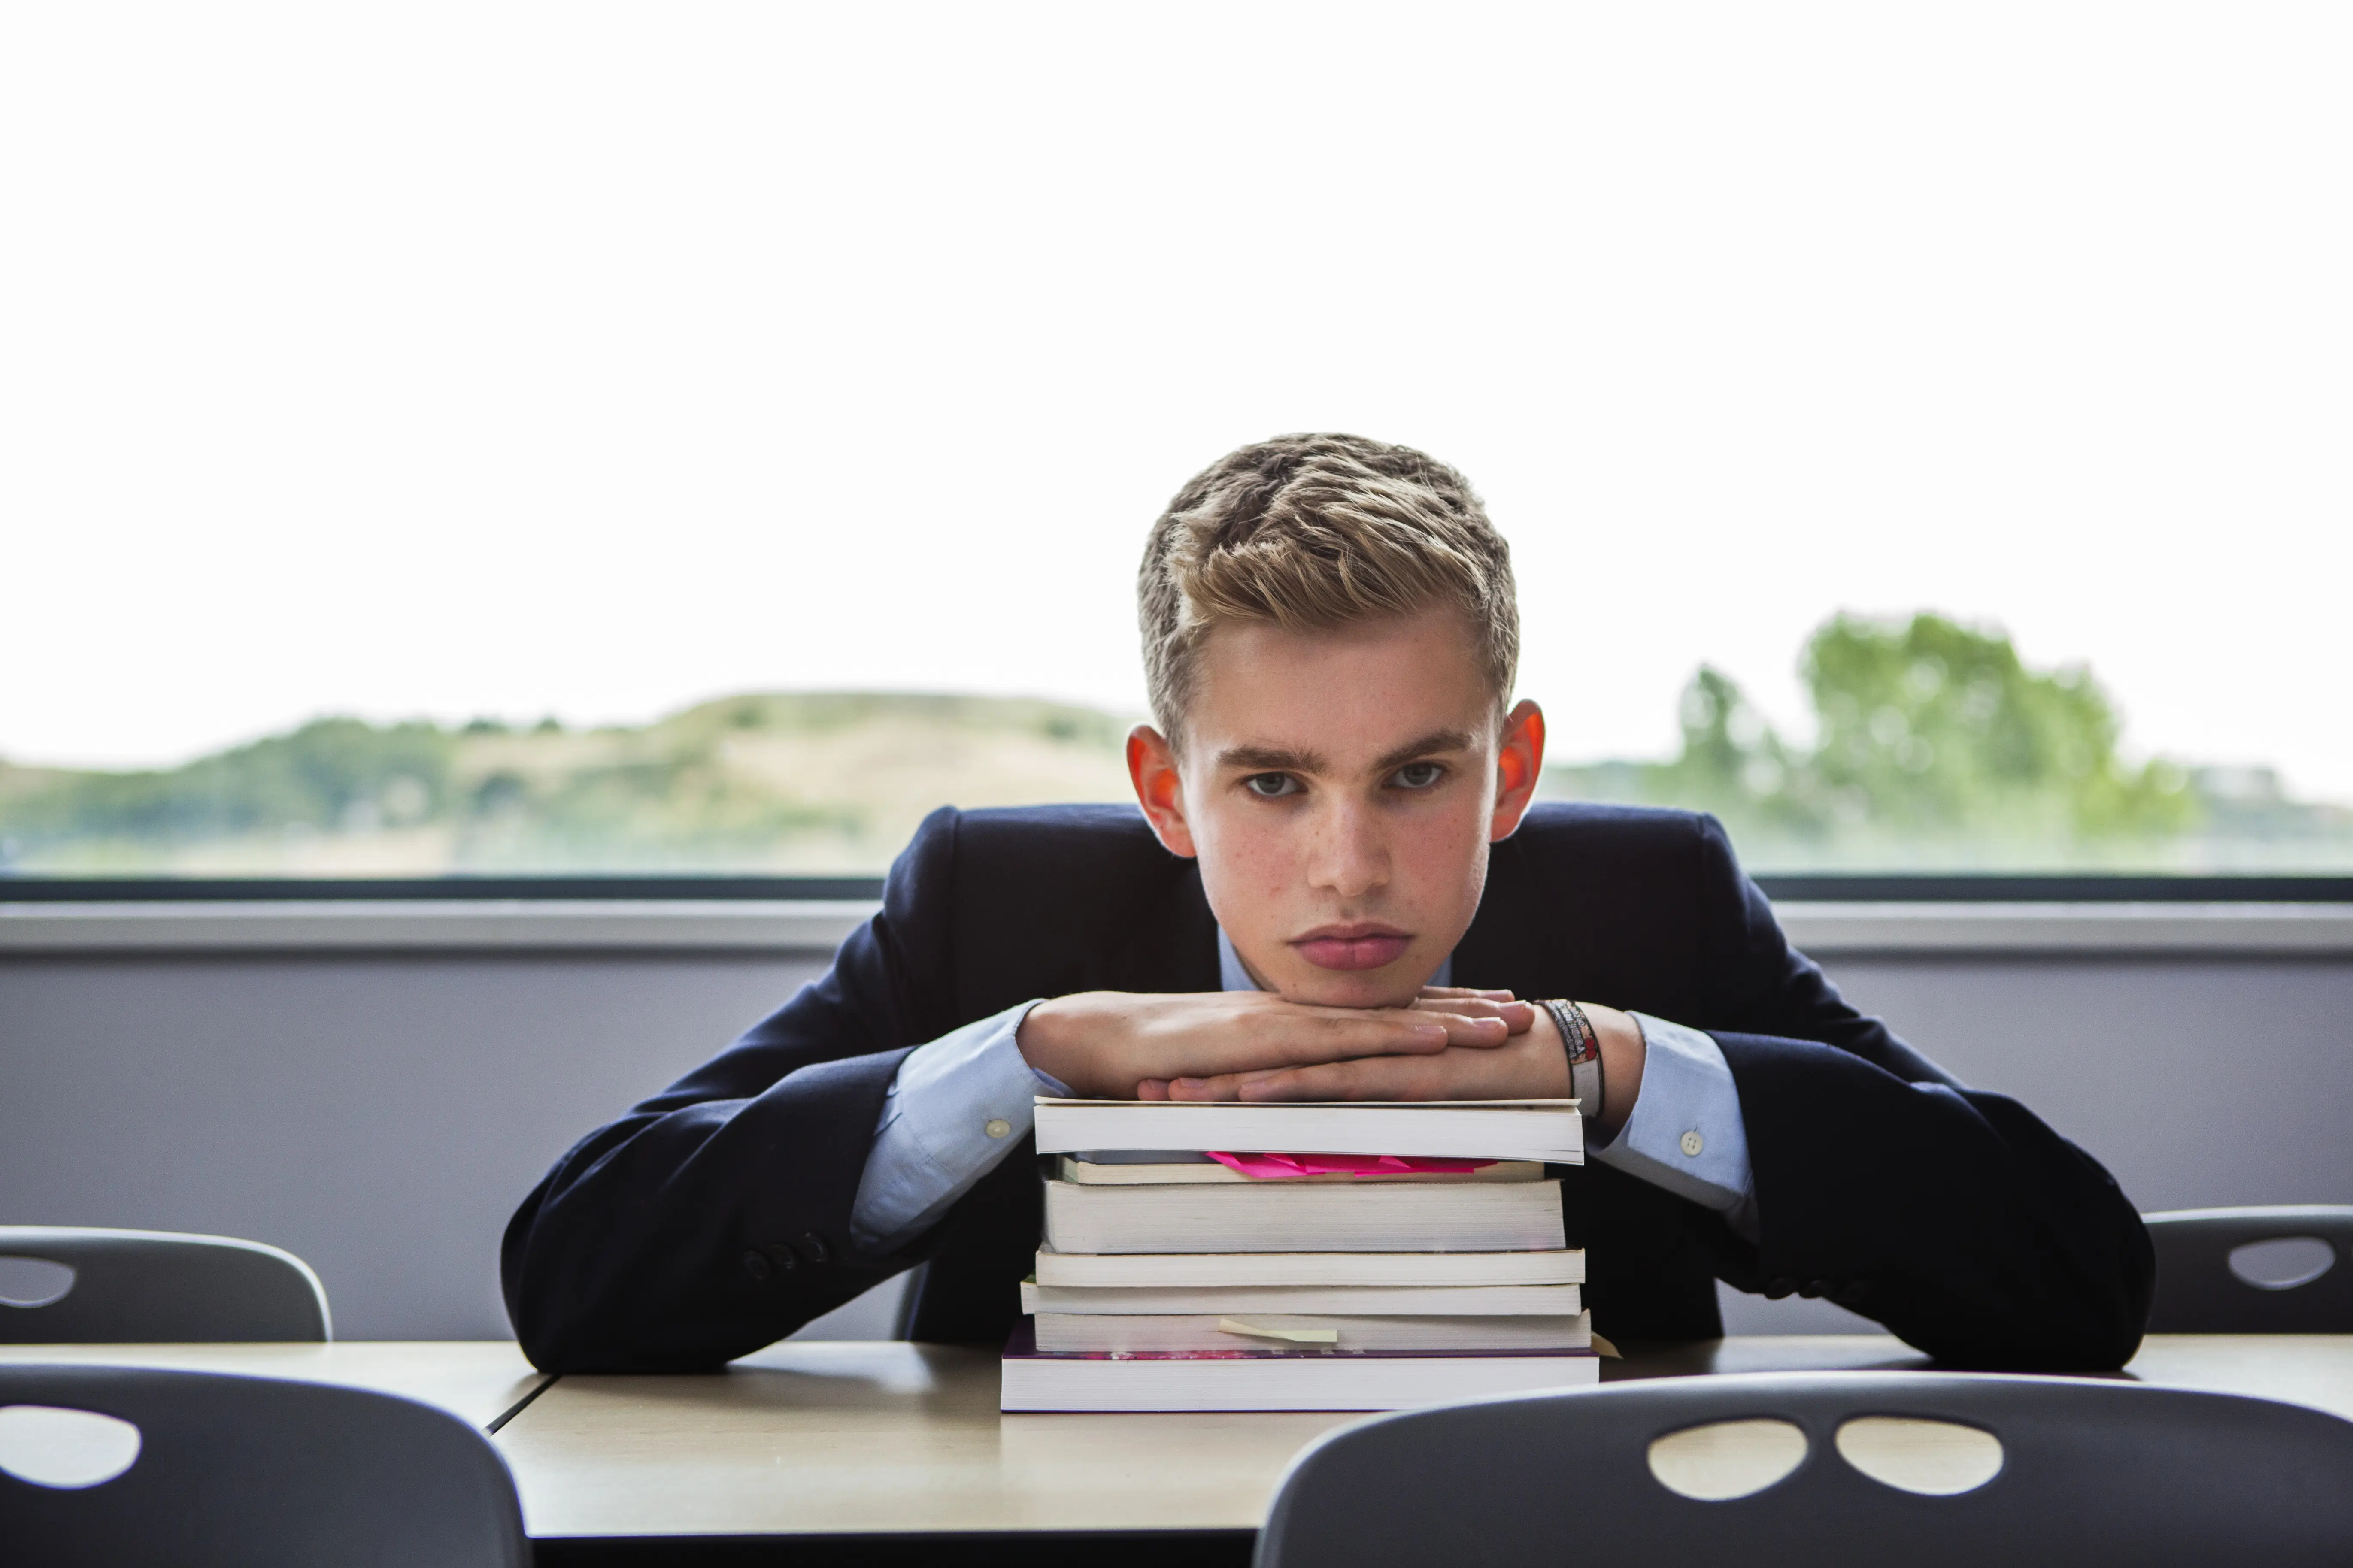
xmin=1138 ymin=433 xmax=1519 ymax=742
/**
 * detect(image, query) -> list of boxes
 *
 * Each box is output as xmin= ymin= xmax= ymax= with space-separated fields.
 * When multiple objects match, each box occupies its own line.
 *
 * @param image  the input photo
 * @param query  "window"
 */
xmin=5 ymin=9 xmax=2346 ymax=878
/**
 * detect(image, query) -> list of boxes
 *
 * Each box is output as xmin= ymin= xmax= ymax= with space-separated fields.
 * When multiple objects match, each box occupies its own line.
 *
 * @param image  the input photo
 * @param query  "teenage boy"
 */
xmin=503 ymin=433 xmax=2153 ymax=1373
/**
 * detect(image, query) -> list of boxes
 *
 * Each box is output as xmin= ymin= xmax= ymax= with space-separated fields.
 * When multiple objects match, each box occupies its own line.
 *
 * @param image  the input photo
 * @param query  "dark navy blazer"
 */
xmin=502 ymin=802 xmax=2154 ymax=1372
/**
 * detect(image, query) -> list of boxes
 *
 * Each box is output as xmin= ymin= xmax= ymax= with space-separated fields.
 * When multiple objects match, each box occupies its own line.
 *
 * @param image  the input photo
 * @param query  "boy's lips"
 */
xmin=1289 ymin=925 xmax=1414 ymax=971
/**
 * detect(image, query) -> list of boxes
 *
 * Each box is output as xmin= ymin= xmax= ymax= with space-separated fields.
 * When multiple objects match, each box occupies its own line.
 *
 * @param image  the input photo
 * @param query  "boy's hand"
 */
xmin=1161 ymin=998 xmax=1649 ymax=1140
xmin=1016 ymin=987 xmax=1532 ymax=1102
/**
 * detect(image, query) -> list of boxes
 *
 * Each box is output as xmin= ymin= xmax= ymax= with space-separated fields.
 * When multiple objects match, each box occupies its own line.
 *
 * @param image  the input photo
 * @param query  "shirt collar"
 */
xmin=1216 ymin=926 xmax=1452 ymax=992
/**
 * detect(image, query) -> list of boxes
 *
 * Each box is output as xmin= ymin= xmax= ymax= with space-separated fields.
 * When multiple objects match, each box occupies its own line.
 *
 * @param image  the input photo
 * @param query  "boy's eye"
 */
xmin=1243 ymin=773 xmax=1301 ymax=799
xmin=1389 ymin=761 xmax=1446 ymax=790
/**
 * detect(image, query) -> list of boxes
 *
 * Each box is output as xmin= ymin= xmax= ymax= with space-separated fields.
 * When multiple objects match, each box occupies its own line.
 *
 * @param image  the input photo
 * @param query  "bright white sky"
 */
xmin=5 ymin=4 xmax=2349 ymax=798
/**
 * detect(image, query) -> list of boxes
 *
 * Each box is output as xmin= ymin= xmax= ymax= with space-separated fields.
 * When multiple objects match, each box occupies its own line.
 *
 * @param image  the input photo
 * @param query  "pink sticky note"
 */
xmin=1203 ymin=1151 xmax=1495 ymax=1179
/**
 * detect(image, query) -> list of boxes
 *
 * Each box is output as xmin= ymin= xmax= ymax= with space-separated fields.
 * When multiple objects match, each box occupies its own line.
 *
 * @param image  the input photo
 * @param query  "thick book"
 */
xmin=1033 ymin=1098 xmax=1583 ymax=1165
xmin=1058 ymin=1155 xmax=1546 ymax=1186
xmin=1042 ymin=1178 xmax=1565 ymax=1255
xmin=1000 ymin=1322 xmax=1601 ymax=1412
xmin=1033 ymin=1311 xmax=1593 ymax=1353
xmin=1020 ymin=1279 xmax=1582 ymax=1316
xmin=1034 ymin=1247 xmax=1586 ymax=1288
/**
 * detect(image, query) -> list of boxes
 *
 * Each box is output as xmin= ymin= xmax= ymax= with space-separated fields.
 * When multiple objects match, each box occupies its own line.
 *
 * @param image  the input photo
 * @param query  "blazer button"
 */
xmin=741 ymin=1250 xmax=772 ymax=1282
xmin=1763 ymin=1277 xmax=1796 ymax=1299
xmin=1800 ymin=1280 xmax=1831 ymax=1298
xmin=797 ymin=1233 xmax=831 ymax=1265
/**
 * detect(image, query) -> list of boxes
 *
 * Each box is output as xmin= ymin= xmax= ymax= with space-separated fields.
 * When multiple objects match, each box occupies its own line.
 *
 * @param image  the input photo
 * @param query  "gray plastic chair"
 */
xmin=1256 ymin=1371 xmax=2353 ymax=1568
xmin=0 ymin=1227 xmax=330 ymax=1342
xmin=2144 ymin=1205 xmax=2353 ymax=1332
xmin=0 ymin=1365 xmax=528 ymax=1565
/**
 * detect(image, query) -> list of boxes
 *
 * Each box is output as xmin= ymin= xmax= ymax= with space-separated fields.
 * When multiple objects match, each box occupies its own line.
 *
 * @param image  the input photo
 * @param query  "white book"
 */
xmin=1020 ymin=1279 xmax=1582 ymax=1316
xmin=1033 ymin=1311 xmax=1593 ymax=1353
xmin=1059 ymin=1155 xmax=1548 ymax=1186
xmin=1001 ymin=1326 xmax=1600 ymax=1412
xmin=1042 ymin=1178 xmax=1565 ymax=1255
xmin=1034 ymin=1247 xmax=1586 ymax=1288
xmin=1034 ymin=1098 xmax=1583 ymax=1165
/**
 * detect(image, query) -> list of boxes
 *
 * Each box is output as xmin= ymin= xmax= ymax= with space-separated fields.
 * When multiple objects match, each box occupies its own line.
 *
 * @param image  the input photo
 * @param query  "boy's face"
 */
xmin=1128 ymin=606 xmax=1546 ymax=1009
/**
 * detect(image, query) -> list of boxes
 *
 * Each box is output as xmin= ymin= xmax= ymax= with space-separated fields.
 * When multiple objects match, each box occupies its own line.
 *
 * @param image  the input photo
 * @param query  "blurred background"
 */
xmin=6 ymin=3 xmax=2350 ymax=1344
xmin=4 ymin=1 xmax=2349 ymax=877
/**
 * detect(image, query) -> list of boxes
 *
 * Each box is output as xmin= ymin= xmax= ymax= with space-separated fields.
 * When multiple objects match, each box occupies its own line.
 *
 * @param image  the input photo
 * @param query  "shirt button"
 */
xmin=1679 ymin=1129 xmax=1705 ymax=1158
xmin=985 ymin=1118 xmax=1013 ymax=1140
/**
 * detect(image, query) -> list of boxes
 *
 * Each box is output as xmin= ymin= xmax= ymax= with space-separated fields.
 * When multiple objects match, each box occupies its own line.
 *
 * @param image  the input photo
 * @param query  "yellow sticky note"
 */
xmin=1216 ymin=1317 xmax=1340 ymax=1345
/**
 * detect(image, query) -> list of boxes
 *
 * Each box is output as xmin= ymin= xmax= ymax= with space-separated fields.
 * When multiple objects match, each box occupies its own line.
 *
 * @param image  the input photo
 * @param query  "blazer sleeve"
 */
xmin=1687 ymin=815 xmax=2156 ymax=1370
xmin=500 ymin=808 xmax=972 ymax=1372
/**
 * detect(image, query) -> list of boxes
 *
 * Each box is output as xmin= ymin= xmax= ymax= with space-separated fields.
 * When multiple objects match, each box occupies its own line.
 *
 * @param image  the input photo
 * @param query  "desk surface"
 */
xmin=9 ymin=1337 xmax=2347 ymax=1538
xmin=0 ymin=1340 xmax=546 ymax=1429
xmin=493 ymin=1334 xmax=2353 ymax=1539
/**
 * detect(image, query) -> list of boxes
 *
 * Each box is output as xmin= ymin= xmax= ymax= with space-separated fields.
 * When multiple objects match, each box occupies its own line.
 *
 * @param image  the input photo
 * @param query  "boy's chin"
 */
xmin=1274 ymin=965 xmax=1426 ymax=1012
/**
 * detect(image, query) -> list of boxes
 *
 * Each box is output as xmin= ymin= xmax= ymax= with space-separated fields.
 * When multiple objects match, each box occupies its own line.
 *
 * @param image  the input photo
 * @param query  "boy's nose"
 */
xmin=1307 ymin=800 xmax=1390 ymax=898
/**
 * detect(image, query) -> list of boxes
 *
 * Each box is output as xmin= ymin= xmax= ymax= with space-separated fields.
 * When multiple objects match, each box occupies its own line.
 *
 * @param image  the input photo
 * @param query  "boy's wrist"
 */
xmin=1014 ymin=996 xmax=1086 ymax=1096
xmin=1584 ymin=1003 xmax=1646 ymax=1140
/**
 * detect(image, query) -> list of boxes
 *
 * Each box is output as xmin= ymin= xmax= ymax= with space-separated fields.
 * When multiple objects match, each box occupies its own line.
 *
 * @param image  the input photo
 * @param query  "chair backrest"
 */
xmin=2144 ymin=1205 xmax=2353 ymax=1331
xmin=1256 ymin=1371 xmax=2353 ymax=1568
xmin=0 ymin=1365 xmax=528 ymax=1566
xmin=0 ymin=1227 xmax=331 ymax=1342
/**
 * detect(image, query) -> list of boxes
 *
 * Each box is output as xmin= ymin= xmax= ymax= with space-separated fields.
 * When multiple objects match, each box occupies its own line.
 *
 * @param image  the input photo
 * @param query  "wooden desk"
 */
xmin=12 ymin=1337 xmax=2345 ymax=1560
xmin=0 ymin=1341 xmax=548 ymax=1429
xmin=493 ymin=1334 xmax=2353 ymax=1547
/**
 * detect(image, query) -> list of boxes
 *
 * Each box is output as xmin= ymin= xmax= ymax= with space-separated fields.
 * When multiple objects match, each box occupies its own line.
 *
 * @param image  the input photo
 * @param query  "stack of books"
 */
xmin=1001 ymin=1096 xmax=1596 ymax=1412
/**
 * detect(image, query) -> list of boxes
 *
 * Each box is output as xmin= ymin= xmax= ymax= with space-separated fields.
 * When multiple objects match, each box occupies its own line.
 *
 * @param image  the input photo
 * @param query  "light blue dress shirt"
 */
xmin=849 ymin=931 xmax=1759 ymax=1251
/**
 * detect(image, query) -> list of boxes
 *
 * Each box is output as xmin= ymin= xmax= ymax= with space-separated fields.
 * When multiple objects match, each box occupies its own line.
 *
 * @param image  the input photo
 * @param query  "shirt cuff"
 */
xmin=1591 ymin=1012 xmax=1758 ymax=1240
xmin=849 ymin=999 xmax=1058 ymax=1253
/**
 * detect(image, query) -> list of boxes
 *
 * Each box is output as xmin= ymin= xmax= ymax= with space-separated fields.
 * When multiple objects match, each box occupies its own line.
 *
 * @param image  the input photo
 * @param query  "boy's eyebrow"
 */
xmin=1216 ymin=730 xmax=1475 ymax=777
xmin=1217 ymin=743 xmax=1331 ymax=774
xmin=1370 ymin=729 xmax=1476 ymax=774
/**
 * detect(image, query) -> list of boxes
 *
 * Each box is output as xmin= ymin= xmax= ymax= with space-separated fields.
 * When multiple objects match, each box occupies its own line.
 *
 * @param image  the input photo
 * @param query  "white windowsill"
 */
xmin=3 ymin=898 xmax=2351 ymax=956
xmin=1774 ymin=902 xmax=2353 ymax=955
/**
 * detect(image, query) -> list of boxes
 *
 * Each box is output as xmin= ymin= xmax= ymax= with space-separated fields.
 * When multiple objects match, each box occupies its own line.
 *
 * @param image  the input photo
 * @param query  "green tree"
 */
xmin=1615 ymin=613 xmax=2198 ymax=863
xmin=1801 ymin=613 xmax=2193 ymax=842
xmin=1 ymin=717 xmax=456 ymax=850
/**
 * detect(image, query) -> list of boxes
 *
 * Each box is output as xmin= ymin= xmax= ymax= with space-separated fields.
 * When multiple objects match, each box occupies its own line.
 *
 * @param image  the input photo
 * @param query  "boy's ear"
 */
xmin=1489 ymin=699 xmax=1547 ymax=842
xmin=1126 ymin=724 xmax=1199 ymax=858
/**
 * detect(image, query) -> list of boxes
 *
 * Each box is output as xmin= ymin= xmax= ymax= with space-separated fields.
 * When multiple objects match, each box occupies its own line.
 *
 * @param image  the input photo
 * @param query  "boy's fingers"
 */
xmin=1146 ymin=1001 xmax=1513 ymax=1087
xmin=1170 ymin=1066 xmax=1326 ymax=1100
xmin=1232 ymin=1011 xmax=1450 ymax=1067
xmin=1229 ymin=1057 xmax=1435 ymax=1102
xmin=1408 ymin=996 xmax=1535 ymax=1035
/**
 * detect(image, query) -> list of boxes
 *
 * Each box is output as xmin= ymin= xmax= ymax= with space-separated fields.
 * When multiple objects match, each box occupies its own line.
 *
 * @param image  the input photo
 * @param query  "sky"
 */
xmin=4 ymin=4 xmax=2350 ymax=798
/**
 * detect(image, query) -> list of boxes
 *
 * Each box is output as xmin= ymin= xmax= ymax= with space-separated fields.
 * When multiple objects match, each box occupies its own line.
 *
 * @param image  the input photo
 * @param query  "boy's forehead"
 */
xmin=1184 ymin=611 xmax=1500 ymax=766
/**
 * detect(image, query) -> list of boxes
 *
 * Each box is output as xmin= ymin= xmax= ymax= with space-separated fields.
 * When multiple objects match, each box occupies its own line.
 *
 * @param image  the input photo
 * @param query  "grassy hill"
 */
xmin=8 ymin=621 xmax=2351 ymax=876
xmin=0 ymin=693 xmax=1140 ymax=875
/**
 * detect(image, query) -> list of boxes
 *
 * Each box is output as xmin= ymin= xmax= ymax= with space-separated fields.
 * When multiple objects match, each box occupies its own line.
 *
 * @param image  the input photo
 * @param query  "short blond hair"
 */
xmin=1137 ymin=434 xmax=1519 ymax=742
